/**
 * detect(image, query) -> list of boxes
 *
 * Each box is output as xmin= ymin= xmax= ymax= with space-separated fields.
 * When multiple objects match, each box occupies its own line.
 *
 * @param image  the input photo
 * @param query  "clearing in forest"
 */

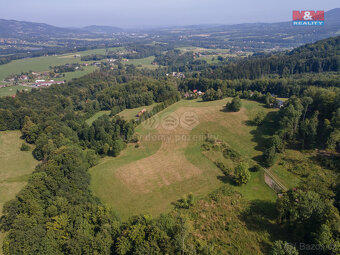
xmin=89 ymin=98 xmax=280 ymax=219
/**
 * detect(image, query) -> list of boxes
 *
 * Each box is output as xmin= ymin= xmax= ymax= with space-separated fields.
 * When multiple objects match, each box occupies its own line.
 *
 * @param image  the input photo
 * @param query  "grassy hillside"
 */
xmin=0 ymin=85 xmax=31 ymax=97
xmin=85 ymin=103 xmax=160 ymax=125
xmin=0 ymin=131 xmax=37 ymax=255
xmin=117 ymin=103 xmax=160 ymax=120
xmin=89 ymin=99 xmax=280 ymax=219
xmin=85 ymin=110 xmax=111 ymax=125
xmin=177 ymin=186 xmax=285 ymax=254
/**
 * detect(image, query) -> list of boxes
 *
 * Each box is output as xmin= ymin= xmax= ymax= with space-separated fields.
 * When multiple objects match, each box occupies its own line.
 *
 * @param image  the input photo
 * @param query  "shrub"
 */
xmin=263 ymin=146 xmax=277 ymax=167
xmin=253 ymin=112 xmax=265 ymax=126
xmin=20 ymin=143 xmax=30 ymax=151
xmin=223 ymin=147 xmax=240 ymax=159
xmin=215 ymin=161 xmax=231 ymax=176
xmin=234 ymin=162 xmax=251 ymax=185
xmin=174 ymin=193 xmax=195 ymax=209
xmin=226 ymin=97 xmax=241 ymax=112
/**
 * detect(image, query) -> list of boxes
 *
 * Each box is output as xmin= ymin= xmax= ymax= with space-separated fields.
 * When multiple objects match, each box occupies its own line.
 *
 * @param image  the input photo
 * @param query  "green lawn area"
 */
xmin=55 ymin=65 xmax=98 ymax=82
xmin=117 ymin=103 xmax=159 ymax=120
xmin=89 ymin=99 xmax=281 ymax=220
xmin=0 ymin=131 xmax=37 ymax=254
xmin=85 ymin=103 xmax=160 ymax=125
xmin=124 ymin=56 xmax=158 ymax=69
xmin=0 ymin=55 xmax=81 ymax=81
xmin=0 ymin=85 xmax=32 ymax=97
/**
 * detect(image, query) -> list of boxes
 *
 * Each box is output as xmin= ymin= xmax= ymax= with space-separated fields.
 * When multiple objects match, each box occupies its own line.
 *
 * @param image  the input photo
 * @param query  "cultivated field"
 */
xmin=89 ymin=99 xmax=282 ymax=219
xmin=0 ymin=131 xmax=37 ymax=254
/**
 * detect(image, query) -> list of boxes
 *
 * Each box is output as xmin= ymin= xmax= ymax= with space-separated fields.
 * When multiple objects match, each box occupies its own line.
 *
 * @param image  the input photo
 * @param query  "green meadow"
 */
xmin=89 ymin=99 xmax=283 ymax=219
xmin=0 ymin=131 xmax=37 ymax=255
xmin=0 ymin=85 xmax=31 ymax=97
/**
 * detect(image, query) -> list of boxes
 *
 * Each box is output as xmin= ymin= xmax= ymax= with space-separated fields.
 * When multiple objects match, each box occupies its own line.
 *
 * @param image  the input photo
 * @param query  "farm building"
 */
xmin=35 ymin=80 xmax=65 ymax=87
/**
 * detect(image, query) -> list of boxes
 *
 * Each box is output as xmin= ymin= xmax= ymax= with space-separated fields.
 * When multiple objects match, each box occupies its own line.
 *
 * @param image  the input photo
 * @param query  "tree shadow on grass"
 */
xmin=244 ymin=119 xmax=255 ymax=126
xmin=239 ymin=199 xmax=287 ymax=254
xmin=250 ymin=111 xmax=279 ymax=163
xmin=217 ymin=175 xmax=237 ymax=186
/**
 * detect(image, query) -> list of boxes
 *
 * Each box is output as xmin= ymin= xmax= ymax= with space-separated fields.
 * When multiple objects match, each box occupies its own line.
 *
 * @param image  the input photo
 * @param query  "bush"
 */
xmin=215 ymin=161 xmax=231 ymax=176
xmin=226 ymin=97 xmax=241 ymax=112
xmin=263 ymin=146 xmax=277 ymax=167
xmin=223 ymin=147 xmax=240 ymax=159
xmin=20 ymin=143 xmax=30 ymax=151
xmin=253 ymin=112 xmax=265 ymax=126
xmin=174 ymin=193 xmax=195 ymax=209
xmin=234 ymin=162 xmax=251 ymax=185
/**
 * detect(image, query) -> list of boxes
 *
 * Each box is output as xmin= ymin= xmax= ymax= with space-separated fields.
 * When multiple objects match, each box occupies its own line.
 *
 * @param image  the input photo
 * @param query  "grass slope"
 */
xmin=0 ymin=131 xmax=37 ymax=255
xmin=90 ymin=99 xmax=280 ymax=219
xmin=85 ymin=110 xmax=111 ymax=125
xmin=0 ymin=85 xmax=31 ymax=97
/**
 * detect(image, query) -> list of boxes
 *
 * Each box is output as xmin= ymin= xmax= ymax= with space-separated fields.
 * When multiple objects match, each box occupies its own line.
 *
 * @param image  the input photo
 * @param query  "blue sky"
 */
xmin=0 ymin=0 xmax=338 ymax=28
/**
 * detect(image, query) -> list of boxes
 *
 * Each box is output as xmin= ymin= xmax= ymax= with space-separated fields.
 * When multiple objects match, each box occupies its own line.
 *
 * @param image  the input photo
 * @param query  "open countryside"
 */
xmin=0 ymin=2 xmax=339 ymax=254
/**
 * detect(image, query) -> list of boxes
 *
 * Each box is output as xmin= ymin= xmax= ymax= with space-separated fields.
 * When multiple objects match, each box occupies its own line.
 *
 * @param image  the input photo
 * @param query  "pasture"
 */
xmin=89 ymin=99 xmax=282 ymax=219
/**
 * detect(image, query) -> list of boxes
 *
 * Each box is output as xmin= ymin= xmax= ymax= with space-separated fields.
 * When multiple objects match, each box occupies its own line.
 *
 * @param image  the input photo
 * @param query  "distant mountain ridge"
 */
xmin=0 ymin=8 xmax=339 ymax=47
xmin=0 ymin=19 xmax=91 ymax=39
xmin=83 ymin=25 xmax=123 ymax=34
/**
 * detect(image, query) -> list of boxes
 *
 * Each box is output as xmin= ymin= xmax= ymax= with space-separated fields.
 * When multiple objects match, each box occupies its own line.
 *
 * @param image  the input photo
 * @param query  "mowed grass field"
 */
xmin=0 ymin=85 xmax=31 ymax=97
xmin=0 ymin=131 xmax=37 ymax=254
xmin=124 ymin=56 xmax=159 ymax=69
xmin=89 ymin=99 xmax=279 ymax=219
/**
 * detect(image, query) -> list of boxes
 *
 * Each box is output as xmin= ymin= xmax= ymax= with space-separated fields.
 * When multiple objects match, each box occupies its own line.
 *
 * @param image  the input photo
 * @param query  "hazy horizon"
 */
xmin=0 ymin=0 xmax=339 ymax=28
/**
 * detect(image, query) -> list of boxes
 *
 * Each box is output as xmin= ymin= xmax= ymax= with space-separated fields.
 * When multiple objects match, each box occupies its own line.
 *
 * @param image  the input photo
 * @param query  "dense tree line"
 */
xmin=262 ymin=87 xmax=340 ymax=168
xmin=81 ymin=43 xmax=173 ymax=61
xmin=180 ymin=75 xmax=340 ymax=100
xmin=52 ymin=63 xmax=81 ymax=73
xmin=200 ymin=36 xmax=340 ymax=79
